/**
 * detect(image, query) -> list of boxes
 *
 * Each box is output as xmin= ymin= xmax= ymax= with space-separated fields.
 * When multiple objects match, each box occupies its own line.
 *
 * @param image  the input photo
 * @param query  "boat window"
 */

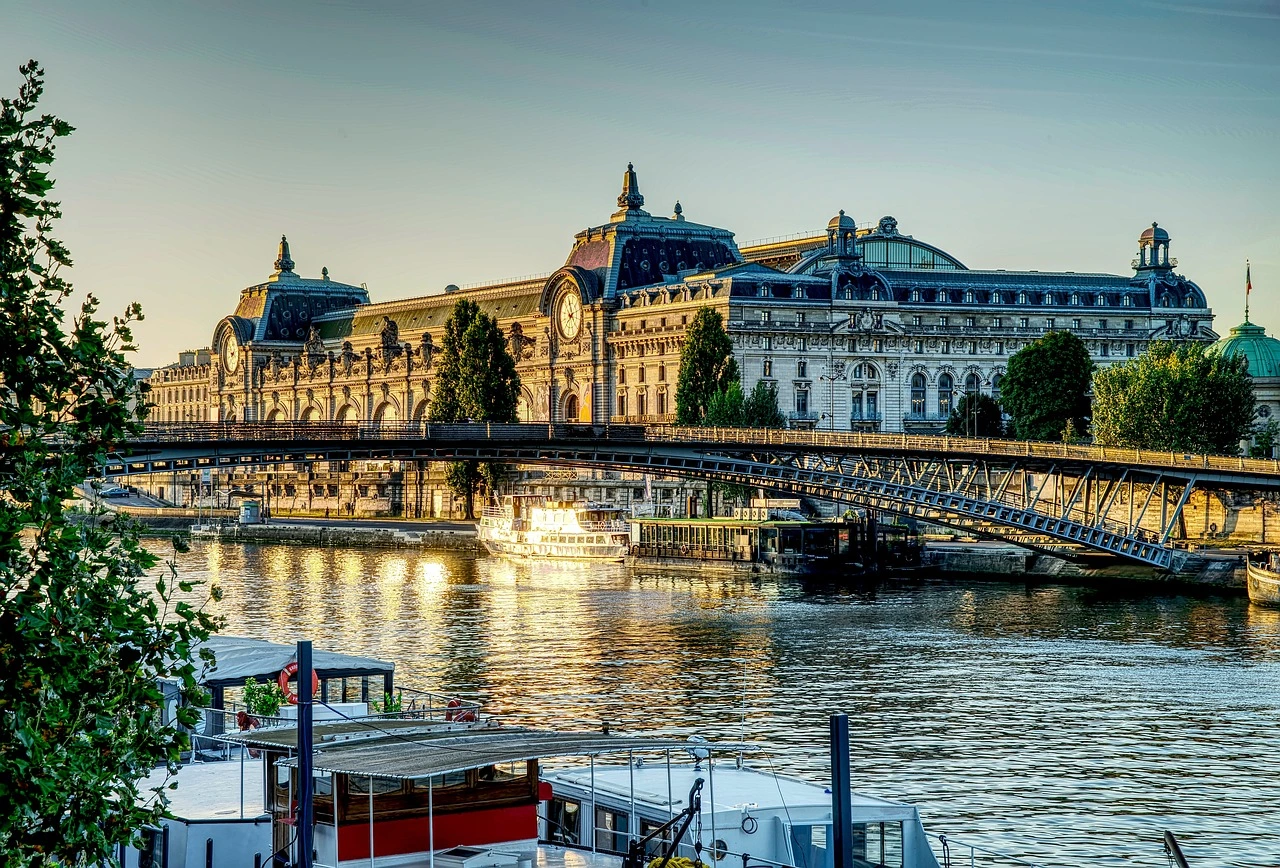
xmin=788 ymin=822 xmax=903 ymax=868
xmin=546 ymin=797 xmax=581 ymax=846
xmin=639 ymin=817 xmax=673 ymax=858
xmin=478 ymin=762 xmax=527 ymax=784
xmin=137 ymin=827 xmax=164 ymax=868
xmin=410 ymin=771 xmax=467 ymax=792
xmin=595 ymin=806 xmax=631 ymax=854
xmin=349 ymin=776 xmax=403 ymax=795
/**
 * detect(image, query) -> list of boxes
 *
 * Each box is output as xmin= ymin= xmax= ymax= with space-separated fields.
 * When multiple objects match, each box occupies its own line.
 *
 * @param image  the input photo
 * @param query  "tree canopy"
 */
xmin=0 ymin=61 xmax=221 ymax=867
xmin=1091 ymin=340 xmax=1255 ymax=454
xmin=675 ymin=307 xmax=739 ymax=424
xmin=427 ymin=299 xmax=521 ymax=515
xmin=1000 ymin=330 xmax=1094 ymax=441
xmin=945 ymin=392 xmax=1004 ymax=437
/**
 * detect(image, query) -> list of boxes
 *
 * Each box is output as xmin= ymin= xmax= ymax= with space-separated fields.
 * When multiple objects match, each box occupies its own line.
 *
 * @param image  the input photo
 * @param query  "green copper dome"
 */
xmin=1210 ymin=321 xmax=1280 ymax=379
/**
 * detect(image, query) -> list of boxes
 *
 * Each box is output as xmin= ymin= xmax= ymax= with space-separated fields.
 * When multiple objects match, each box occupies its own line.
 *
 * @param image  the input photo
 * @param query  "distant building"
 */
xmin=1210 ymin=315 xmax=1280 ymax=456
xmin=145 ymin=348 xmax=213 ymax=423
xmin=208 ymin=165 xmax=1215 ymax=435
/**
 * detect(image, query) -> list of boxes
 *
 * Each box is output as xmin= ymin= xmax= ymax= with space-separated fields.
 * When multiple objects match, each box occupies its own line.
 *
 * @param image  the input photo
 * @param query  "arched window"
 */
xmin=1096 ymin=293 xmax=1106 ymax=306
xmin=1123 ymin=294 xmax=1133 ymax=307
xmin=965 ymin=372 xmax=981 ymax=395
xmin=911 ymin=289 xmax=921 ymax=302
xmin=992 ymin=373 xmax=1003 ymax=401
xmin=1043 ymin=292 xmax=1053 ymax=305
xmin=911 ymin=373 xmax=927 ymax=418
xmin=564 ymin=394 xmax=580 ymax=422
xmin=1018 ymin=291 xmax=1028 ymax=305
xmin=937 ymin=373 xmax=953 ymax=418
xmin=991 ymin=291 xmax=1001 ymax=304
xmin=1070 ymin=292 xmax=1080 ymax=306
xmin=965 ymin=290 xmax=975 ymax=304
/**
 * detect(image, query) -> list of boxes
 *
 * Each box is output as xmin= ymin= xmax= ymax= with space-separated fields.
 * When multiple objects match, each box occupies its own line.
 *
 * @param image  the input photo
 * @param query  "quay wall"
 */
xmin=922 ymin=545 xmax=1246 ymax=590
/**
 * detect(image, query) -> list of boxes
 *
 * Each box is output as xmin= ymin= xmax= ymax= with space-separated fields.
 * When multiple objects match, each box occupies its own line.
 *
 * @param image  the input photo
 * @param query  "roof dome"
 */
xmin=1210 ymin=321 xmax=1280 ymax=379
xmin=1139 ymin=222 xmax=1170 ymax=243
xmin=828 ymin=209 xmax=855 ymax=230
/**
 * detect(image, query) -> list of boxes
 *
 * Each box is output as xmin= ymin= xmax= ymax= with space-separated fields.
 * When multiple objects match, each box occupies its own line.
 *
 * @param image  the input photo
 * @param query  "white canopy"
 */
xmin=193 ymin=636 xmax=394 ymax=688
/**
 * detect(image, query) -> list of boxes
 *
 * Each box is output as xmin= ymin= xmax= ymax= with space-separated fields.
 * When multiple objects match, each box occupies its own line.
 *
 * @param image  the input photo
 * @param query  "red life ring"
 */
xmin=277 ymin=662 xmax=319 ymax=705
xmin=445 ymin=698 xmax=476 ymax=723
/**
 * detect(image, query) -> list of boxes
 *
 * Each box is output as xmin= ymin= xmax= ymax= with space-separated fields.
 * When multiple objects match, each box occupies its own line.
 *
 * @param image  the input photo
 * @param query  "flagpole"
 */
xmin=1245 ymin=259 xmax=1251 ymax=324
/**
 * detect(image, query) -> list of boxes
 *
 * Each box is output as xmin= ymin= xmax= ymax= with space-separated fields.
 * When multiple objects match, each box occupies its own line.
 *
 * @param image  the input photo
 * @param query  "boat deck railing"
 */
xmin=936 ymin=834 xmax=1048 ymax=868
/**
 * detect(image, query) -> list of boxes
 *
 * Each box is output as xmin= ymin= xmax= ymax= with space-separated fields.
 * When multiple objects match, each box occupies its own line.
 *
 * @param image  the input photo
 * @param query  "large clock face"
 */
xmin=222 ymin=334 xmax=240 ymax=373
xmin=556 ymin=291 xmax=583 ymax=341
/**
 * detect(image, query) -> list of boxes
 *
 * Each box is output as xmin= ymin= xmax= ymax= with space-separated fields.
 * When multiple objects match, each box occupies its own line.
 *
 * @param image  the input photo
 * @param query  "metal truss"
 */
xmin=106 ymin=423 xmax=1280 ymax=571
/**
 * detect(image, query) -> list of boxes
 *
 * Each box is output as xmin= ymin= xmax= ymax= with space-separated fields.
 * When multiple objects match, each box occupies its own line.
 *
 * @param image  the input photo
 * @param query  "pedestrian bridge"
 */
xmin=108 ymin=422 xmax=1280 ymax=570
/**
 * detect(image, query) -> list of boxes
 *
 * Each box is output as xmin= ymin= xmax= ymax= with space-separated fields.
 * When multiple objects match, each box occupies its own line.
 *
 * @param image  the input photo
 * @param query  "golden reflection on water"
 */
xmin=160 ymin=540 xmax=1280 ymax=865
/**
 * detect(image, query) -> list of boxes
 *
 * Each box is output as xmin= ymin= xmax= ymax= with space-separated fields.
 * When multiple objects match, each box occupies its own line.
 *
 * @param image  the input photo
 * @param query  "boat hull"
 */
xmin=480 ymin=533 xmax=629 ymax=562
xmin=1247 ymin=561 xmax=1280 ymax=607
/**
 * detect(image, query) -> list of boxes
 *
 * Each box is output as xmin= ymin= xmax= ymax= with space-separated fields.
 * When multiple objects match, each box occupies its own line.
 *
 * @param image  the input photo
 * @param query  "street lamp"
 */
xmin=820 ymin=363 xmax=848 ymax=432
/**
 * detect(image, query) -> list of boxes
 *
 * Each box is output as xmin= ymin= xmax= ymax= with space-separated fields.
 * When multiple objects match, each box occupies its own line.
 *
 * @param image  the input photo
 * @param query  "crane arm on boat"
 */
xmin=625 ymin=778 xmax=704 ymax=868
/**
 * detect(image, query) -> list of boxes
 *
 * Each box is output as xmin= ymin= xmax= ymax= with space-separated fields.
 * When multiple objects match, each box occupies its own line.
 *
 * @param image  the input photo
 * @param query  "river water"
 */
xmin=162 ymin=540 xmax=1280 ymax=867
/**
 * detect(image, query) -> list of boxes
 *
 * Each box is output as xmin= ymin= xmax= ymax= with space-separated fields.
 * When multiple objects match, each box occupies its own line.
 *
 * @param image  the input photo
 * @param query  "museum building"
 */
xmin=209 ymin=164 xmax=1217 ymax=436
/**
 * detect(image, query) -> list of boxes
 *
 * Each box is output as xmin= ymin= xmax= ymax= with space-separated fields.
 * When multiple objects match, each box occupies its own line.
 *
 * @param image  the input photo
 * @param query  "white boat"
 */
xmin=480 ymin=495 xmax=631 ymax=561
xmin=1247 ymin=555 xmax=1280 ymax=606
xmin=124 ymin=715 xmax=964 ymax=868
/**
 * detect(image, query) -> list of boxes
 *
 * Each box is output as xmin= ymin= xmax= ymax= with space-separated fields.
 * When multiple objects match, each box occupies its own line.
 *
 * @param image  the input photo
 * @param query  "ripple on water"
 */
xmin=160 ymin=540 xmax=1280 ymax=867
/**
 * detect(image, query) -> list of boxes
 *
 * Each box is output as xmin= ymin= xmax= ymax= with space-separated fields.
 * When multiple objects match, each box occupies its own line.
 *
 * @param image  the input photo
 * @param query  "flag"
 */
xmin=1247 ymin=261 xmax=1252 ymax=297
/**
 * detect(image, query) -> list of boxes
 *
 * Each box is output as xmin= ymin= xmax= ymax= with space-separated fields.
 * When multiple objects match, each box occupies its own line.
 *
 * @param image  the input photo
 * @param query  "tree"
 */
xmin=742 ymin=380 xmax=786 ymax=429
xmin=0 ymin=61 xmax=221 ymax=867
xmin=704 ymin=380 xmax=745 ymax=427
xmin=428 ymin=299 xmax=521 ymax=516
xmin=945 ymin=393 xmax=1004 ymax=437
xmin=1091 ymin=340 xmax=1255 ymax=454
xmin=1000 ymin=330 xmax=1093 ymax=440
xmin=1252 ymin=418 xmax=1279 ymax=459
xmin=675 ymin=307 xmax=738 ymax=424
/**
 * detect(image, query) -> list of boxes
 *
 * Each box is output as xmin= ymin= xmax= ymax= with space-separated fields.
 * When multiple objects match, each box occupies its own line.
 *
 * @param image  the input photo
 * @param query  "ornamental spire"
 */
xmin=274 ymin=235 xmax=295 ymax=273
xmin=617 ymin=162 xmax=645 ymax=211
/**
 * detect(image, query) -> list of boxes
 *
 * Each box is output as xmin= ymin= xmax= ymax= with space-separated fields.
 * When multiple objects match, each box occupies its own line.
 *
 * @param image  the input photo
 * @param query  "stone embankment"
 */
xmin=922 ymin=543 xmax=1246 ymax=590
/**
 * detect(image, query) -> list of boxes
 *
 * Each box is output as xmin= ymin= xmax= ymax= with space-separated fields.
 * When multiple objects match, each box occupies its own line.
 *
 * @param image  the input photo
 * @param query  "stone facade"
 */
xmin=145 ymin=348 xmax=213 ymax=423
xmin=206 ymin=168 xmax=1216 ymax=435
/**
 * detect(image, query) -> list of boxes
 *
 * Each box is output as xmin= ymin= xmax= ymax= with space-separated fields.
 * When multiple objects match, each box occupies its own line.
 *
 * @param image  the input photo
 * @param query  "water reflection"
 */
xmin=163 ymin=541 xmax=1280 ymax=866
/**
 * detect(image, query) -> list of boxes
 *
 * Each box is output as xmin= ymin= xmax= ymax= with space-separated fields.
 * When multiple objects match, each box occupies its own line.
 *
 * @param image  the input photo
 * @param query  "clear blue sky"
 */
xmin=4 ymin=0 xmax=1277 ymax=366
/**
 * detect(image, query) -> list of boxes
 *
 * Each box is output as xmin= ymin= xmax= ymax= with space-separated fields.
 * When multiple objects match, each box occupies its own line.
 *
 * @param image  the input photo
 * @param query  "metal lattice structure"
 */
xmin=108 ymin=423 xmax=1280 ymax=570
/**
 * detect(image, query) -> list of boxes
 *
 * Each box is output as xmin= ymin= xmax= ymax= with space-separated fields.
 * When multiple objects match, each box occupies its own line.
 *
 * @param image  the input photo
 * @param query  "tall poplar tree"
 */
xmin=0 ymin=61 xmax=221 ymax=866
xmin=428 ymin=298 xmax=521 ymax=516
xmin=675 ymin=307 xmax=739 ymax=425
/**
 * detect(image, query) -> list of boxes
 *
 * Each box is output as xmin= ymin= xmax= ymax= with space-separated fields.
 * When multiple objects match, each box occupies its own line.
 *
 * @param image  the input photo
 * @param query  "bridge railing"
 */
xmin=129 ymin=421 xmax=1280 ymax=479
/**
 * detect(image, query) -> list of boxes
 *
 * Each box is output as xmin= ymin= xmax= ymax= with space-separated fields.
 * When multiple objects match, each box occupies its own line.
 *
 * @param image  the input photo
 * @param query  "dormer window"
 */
xmin=1096 ymin=294 xmax=1106 ymax=306
xmin=1123 ymin=294 xmax=1133 ymax=307
xmin=758 ymin=285 xmax=769 ymax=298
xmin=991 ymin=291 xmax=1001 ymax=304
xmin=965 ymin=290 xmax=975 ymax=304
xmin=1070 ymin=292 xmax=1080 ymax=306
xmin=1018 ymin=291 xmax=1028 ymax=305
xmin=911 ymin=289 xmax=921 ymax=302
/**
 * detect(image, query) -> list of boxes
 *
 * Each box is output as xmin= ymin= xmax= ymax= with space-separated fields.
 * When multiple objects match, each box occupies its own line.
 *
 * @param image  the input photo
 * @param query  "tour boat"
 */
xmin=1247 ymin=554 xmax=1280 ymax=606
xmin=479 ymin=494 xmax=631 ymax=561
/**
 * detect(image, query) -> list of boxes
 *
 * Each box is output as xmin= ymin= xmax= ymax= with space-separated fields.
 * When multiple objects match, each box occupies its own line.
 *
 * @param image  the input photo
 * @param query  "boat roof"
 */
xmin=193 ymin=635 xmax=395 ymax=688
xmin=273 ymin=726 xmax=755 ymax=781
xmin=142 ymin=756 xmax=268 ymax=820
xmin=543 ymin=762 xmax=914 ymax=817
xmin=219 ymin=716 xmax=481 ymax=749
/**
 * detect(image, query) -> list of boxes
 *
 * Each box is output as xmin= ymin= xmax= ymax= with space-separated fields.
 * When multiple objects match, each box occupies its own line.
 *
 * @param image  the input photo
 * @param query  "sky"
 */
xmin=3 ymin=0 xmax=1278 ymax=367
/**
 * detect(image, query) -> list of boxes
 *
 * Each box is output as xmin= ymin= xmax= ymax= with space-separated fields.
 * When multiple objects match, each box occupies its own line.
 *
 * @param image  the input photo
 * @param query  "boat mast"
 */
xmin=297 ymin=640 xmax=315 ymax=868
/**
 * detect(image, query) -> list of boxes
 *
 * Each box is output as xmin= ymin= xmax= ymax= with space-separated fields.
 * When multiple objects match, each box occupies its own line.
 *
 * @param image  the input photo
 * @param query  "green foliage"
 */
xmin=742 ymin=380 xmax=786 ymax=429
xmin=1251 ymin=418 xmax=1279 ymax=459
xmin=945 ymin=393 xmax=1004 ymax=437
xmin=704 ymin=380 xmax=746 ymax=427
xmin=242 ymin=677 xmax=286 ymax=718
xmin=370 ymin=692 xmax=403 ymax=714
xmin=0 ymin=61 xmax=222 ymax=867
xmin=1000 ymin=330 xmax=1094 ymax=441
xmin=675 ymin=307 xmax=739 ymax=425
xmin=428 ymin=299 xmax=521 ymax=516
xmin=1091 ymin=340 xmax=1255 ymax=454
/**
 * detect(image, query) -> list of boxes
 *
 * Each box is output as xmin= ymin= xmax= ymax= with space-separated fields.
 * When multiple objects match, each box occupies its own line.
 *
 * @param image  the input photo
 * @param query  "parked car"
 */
xmin=99 ymin=486 xmax=131 ymax=498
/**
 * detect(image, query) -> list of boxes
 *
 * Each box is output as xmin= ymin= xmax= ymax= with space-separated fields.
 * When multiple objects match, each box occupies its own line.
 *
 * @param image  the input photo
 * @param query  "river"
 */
xmin=162 ymin=539 xmax=1280 ymax=867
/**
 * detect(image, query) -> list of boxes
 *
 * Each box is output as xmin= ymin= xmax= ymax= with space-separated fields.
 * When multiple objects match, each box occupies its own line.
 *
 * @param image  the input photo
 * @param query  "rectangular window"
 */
xmin=637 ymin=367 xmax=645 ymax=383
xmin=763 ymin=336 xmax=772 ymax=351
xmin=639 ymin=320 xmax=646 ymax=330
xmin=1099 ymin=319 xmax=1108 ymax=330
xmin=547 ymin=798 xmax=581 ymax=847
xmin=796 ymin=312 xmax=806 ymax=324
xmin=994 ymin=317 xmax=1003 ymax=328
xmin=939 ymin=316 xmax=949 ymax=327
xmin=760 ymin=310 xmax=771 ymax=323
xmin=799 ymin=338 xmax=807 ymax=351
xmin=965 ymin=316 xmax=975 ymax=328
xmin=941 ymin=341 xmax=950 ymax=354
xmin=1101 ymin=343 xmax=1110 ymax=357
xmin=914 ymin=340 xmax=923 ymax=354
xmin=595 ymin=806 xmax=630 ymax=854
xmin=657 ymin=392 xmax=667 ymax=415
xmin=911 ymin=315 xmax=922 ymax=327
xmin=873 ymin=339 xmax=883 ymax=353
xmin=1072 ymin=318 xmax=1082 ymax=330
xmin=1125 ymin=319 xmax=1134 ymax=330
xmin=968 ymin=341 xmax=977 ymax=354
xmin=1019 ymin=317 xmax=1029 ymax=328
xmin=619 ymin=367 xmax=627 ymax=384
xmin=795 ymin=390 xmax=809 ymax=415
xmin=617 ymin=395 xmax=627 ymax=417
xmin=996 ymin=342 xmax=1004 ymax=354
xmin=797 ymin=361 xmax=808 ymax=378
xmin=1127 ymin=343 xmax=1136 ymax=357
xmin=658 ymin=364 xmax=665 ymax=382
xmin=1046 ymin=318 xmax=1055 ymax=330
